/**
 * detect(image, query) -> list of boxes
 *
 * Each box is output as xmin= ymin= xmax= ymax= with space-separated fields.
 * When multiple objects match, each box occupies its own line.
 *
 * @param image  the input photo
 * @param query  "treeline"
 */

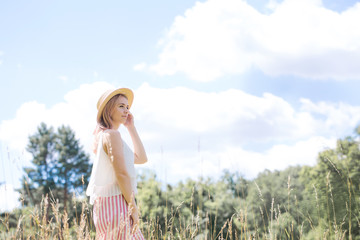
xmin=1 ymin=123 xmax=360 ymax=239
xmin=135 ymin=127 xmax=360 ymax=239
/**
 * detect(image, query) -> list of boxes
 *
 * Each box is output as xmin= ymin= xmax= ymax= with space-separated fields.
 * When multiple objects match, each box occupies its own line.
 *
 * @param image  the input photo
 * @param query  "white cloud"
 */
xmin=218 ymin=136 xmax=336 ymax=179
xmin=0 ymin=82 xmax=114 ymax=155
xmin=130 ymin=83 xmax=358 ymax=182
xmin=133 ymin=83 xmax=359 ymax=145
xmin=139 ymin=0 xmax=360 ymax=81
xmin=300 ymin=98 xmax=360 ymax=136
xmin=142 ymin=136 xmax=336 ymax=183
xmin=0 ymin=184 xmax=20 ymax=212
xmin=1 ymin=82 xmax=359 ymax=191
xmin=266 ymin=0 xmax=281 ymax=10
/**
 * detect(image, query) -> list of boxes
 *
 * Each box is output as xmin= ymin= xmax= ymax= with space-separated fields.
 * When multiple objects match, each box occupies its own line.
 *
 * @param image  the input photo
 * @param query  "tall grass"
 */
xmin=1 ymin=172 xmax=358 ymax=240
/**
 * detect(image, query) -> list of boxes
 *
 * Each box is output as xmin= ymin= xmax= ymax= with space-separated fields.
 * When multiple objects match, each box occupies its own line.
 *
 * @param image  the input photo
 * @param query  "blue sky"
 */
xmin=1 ymin=0 xmax=360 ymax=211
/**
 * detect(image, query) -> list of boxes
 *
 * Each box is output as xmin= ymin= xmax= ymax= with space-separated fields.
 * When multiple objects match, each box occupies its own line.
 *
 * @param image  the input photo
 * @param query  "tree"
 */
xmin=19 ymin=123 xmax=91 ymax=218
xmin=20 ymin=123 xmax=57 ymax=206
xmin=245 ymin=166 xmax=305 ymax=239
xmin=54 ymin=125 xmax=92 ymax=212
xmin=136 ymin=170 xmax=244 ymax=239
xmin=301 ymin=127 xmax=360 ymax=238
xmin=221 ymin=170 xmax=248 ymax=199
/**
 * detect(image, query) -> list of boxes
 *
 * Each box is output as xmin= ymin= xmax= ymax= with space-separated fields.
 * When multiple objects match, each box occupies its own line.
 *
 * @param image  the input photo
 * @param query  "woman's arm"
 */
xmin=102 ymin=130 xmax=139 ymax=226
xmin=124 ymin=113 xmax=148 ymax=164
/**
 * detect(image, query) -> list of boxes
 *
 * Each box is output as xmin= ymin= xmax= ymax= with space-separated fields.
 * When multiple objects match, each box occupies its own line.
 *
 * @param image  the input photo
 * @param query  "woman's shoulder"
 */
xmin=102 ymin=129 xmax=123 ymax=146
xmin=103 ymin=129 xmax=121 ymax=137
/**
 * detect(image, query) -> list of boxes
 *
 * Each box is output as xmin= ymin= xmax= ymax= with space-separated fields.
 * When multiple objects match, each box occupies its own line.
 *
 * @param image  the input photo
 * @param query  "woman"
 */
xmin=86 ymin=87 xmax=147 ymax=239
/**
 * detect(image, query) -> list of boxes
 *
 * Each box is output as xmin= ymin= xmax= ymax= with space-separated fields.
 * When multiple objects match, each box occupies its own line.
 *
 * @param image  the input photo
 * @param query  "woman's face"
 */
xmin=110 ymin=95 xmax=129 ymax=125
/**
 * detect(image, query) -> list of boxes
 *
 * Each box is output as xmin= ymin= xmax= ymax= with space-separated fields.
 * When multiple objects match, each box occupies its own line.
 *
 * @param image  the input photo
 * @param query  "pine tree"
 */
xmin=20 ymin=123 xmax=56 ymax=206
xmin=55 ymin=125 xmax=91 ymax=212
xmin=19 ymin=123 xmax=91 ymax=218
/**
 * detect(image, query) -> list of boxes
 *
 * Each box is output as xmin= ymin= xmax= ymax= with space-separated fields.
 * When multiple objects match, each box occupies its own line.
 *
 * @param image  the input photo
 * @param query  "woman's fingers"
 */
xmin=130 ymin=212 xmax=139 ymax=234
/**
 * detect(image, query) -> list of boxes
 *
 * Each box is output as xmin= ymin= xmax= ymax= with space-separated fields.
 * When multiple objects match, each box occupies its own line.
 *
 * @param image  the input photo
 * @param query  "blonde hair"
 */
xmin=93 ymin=93 xmax=128 ymax=153
xmin=99 ymin=94 xmax=126 ymax=129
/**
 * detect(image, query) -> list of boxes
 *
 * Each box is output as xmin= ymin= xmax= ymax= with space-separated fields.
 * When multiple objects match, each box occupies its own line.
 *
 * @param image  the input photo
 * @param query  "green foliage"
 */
xmin=0 ymin=195 xmax=95 ymax=239
xmin=20 ymin=123 xmax=57 ymax=206
xmin=136 ymin=171 xmax=246 ymax=239
xmin=245 ymin=166 xmax=306 ymax=239
xmin=135 ymin=126 xmax=360 ymax=239
xmin=18 ymin=123 xmax=91 ymax=220
xmin=301 ymin=130 xmax=360 ymax=238
xmin=2 ymin=124 xmax=360 ymax=239
xmin=55 ymin=125 xmax=91 ymax=211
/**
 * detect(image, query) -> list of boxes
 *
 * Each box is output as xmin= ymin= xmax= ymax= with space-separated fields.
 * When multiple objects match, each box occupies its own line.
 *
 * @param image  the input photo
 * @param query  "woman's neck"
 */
xmin=111 ymin=123 xmax=121 ymax=130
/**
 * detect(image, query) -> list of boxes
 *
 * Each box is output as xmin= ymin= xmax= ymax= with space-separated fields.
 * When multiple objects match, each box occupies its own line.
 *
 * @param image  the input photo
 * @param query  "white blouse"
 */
xmin=86 ymin=131 xmax=137 ymax=205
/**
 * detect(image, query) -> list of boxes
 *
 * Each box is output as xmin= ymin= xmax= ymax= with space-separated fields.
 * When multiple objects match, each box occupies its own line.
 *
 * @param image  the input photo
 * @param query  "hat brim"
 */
xmin=96 ymin=88 xmax=134 ymax=122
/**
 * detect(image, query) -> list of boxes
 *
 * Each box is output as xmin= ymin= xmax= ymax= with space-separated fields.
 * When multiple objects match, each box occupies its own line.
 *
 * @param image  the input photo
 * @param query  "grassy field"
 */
xmin=1 ymin=174 xmax=358 ymax=240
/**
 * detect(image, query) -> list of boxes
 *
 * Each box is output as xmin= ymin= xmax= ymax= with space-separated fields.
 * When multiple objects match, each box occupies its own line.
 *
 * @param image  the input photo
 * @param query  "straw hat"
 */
xmin=96 ymin=88 xmax=134 ymax=122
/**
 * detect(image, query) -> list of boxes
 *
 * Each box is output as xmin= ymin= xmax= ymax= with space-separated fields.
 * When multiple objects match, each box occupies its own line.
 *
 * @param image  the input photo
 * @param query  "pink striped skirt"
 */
xmin=93 ymin=194 xmax=145 ymax=240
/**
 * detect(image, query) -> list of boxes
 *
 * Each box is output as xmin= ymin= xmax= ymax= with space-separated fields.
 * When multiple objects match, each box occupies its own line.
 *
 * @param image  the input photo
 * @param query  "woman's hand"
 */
xmin=124 ymin=112 xmax=135 ymax=129
xmin=124 ymin=112 xmax=148 ymax=165
xmin=130 ymin=208 xmax=140 ymax=233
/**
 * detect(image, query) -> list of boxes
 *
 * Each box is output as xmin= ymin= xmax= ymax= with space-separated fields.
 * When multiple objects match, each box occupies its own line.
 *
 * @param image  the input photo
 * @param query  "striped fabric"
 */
xmin=93 ymin=194 xmax=145 ymax=240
